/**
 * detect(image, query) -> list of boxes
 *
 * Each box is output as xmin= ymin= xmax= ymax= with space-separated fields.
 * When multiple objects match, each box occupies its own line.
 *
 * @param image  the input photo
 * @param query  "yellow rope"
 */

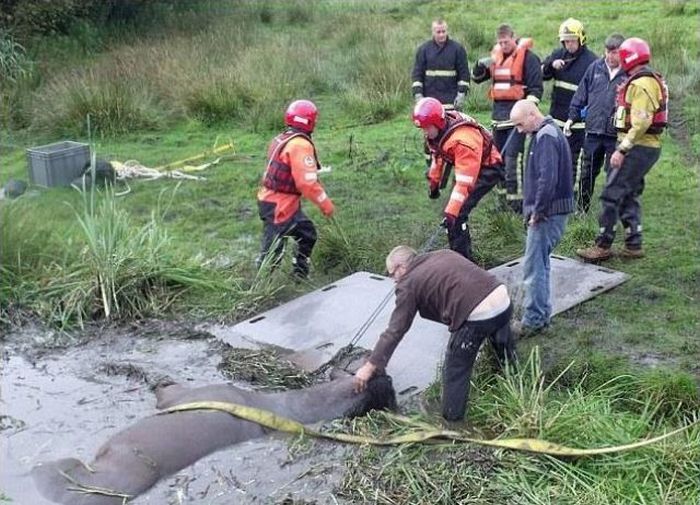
xmin=162 ymin=400 xmax=699 ymax=457
xmin=155 ymin=139 xmax=235 ymax=172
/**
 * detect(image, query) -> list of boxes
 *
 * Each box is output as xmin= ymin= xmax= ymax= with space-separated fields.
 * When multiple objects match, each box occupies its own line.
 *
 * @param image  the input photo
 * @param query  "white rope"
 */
xmin=112 ymin=160 xmax=207 ymax=181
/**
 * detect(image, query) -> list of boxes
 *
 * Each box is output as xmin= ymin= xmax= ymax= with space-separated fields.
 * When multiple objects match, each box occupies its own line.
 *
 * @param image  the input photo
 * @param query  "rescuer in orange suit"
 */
xmin=256 ymin=99 xmax=334 ymax=278
xmin=413 ymin=97 xmax=504 ymax=261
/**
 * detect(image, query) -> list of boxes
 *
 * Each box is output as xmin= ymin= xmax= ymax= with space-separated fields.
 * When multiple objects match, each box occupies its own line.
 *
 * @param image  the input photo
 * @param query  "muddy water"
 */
xmin=0 ymin=323 xmax=351 ymax=504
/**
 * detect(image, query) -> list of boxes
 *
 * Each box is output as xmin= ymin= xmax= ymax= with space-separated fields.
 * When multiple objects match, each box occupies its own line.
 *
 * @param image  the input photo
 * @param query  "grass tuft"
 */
xmin=33 ymin=70 xmax=161 ymax=137
xmin=36 ymin=184 xmax=221 ymax=327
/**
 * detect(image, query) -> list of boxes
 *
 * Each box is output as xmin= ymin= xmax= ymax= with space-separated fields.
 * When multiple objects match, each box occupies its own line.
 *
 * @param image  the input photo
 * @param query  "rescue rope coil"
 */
xmin=110 ymin=140 xmax=236 ymax=183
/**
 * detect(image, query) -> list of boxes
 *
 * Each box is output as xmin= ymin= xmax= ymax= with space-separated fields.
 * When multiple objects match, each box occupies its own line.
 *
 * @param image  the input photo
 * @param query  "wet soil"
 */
xmin=0 ymin=320 xmax=352 ymax=504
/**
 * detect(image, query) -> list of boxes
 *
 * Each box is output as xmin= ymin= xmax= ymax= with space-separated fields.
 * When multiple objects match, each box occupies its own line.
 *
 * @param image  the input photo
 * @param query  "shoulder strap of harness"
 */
xmin=437 ymin=111 xmax=495 ymax=165
xmin=267 ymin=131 xmax=318 ymax=170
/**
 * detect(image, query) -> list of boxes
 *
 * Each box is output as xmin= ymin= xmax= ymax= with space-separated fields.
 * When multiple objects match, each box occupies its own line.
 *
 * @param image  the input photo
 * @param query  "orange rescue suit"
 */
xmin=489 ymin=38 xmax=533 ymax=101
xmin=257 ymin=132 xmax=334 ymax=225
xmin=427 ymin=113 xmax=503 ymax=217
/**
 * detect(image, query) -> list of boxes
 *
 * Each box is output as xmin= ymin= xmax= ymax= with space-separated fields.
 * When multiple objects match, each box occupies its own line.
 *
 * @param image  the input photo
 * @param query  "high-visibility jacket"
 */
xmin=427 ymin=112 xmax=503 ymax=217
xmin=489 ymin=38 xmax=534 ymax=101
xmin=257 ymin=130 xmax=333 ymax=224
xmin=615 ymin=67 xmax=667 ymax=151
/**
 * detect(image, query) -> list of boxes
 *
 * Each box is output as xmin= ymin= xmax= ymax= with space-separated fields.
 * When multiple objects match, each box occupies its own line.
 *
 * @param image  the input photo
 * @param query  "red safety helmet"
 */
xmin=285 ymin=99 xmax=318 ymax=133
xmin=619 ymin=37 xmax=651 ymax=73
xmin=412 ymin=97 xmax=446 ymax=130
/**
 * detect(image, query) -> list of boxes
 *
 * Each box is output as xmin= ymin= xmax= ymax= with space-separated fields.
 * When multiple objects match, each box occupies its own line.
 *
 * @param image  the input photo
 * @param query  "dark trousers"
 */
xmin=577 ymin=133 xmax=616 ymax=213
xmin=257 ymin=202 xmax=317 ymax=277
xmin=596 ymin=145 xmax=661 ymax=250
xmin=442 ymin=304 xmax=516 ymax=421
xmin=494 ymin=127 xmax=525 ymax=213
xmin=446 ymin=164 xmax=505 ymax=261
xmin=567 ymin=128 xmax=585 ymax=193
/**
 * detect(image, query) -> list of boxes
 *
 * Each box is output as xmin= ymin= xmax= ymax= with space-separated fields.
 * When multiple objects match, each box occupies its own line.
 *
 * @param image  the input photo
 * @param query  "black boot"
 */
xmin=292 ymin=255 xmax=310 ymax=279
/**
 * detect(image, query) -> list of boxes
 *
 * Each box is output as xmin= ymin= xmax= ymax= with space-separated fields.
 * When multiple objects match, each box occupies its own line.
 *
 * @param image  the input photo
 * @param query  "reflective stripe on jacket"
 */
xmin=427 ymin=112 xmax=503 ymax=217
xmin=412 ymin=37 xmax=470 ymax=105
xmin=489 ymin=38 xmax=532 ymax=101
xmin=258 ymin=131 xmax=332 ymax=224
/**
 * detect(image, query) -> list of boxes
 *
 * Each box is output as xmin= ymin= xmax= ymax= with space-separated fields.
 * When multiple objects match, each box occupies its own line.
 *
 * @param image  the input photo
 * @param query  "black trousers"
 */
xmin=494 ymin=127 xmax=526 ymax=213
xmin=445 ymin=164 xmax=505 ymax=261
xmin=257 ymin=202 xmax=317 ymax=276
xmin=567 ymin=128 xmax=585 ymax=193
xmin=442 ymin=304 xmax=516 ymax=421
xmin=596 ymin=145 xmax=661 ymax=250
xmin=577 ymin=133 xmax=617 ymax=213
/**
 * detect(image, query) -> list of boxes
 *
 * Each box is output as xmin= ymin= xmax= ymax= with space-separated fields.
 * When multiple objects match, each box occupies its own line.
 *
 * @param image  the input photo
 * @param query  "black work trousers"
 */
xmin=494 ymin=127 xmax=526 ymax=214
xmin=567 ymin=128 xmax=585 ymax=194
xmin=442 ymin=304 xmax=516 ymax=421
xmin=577 ymin=133 xmax=616 ymax=213
xmin=257 ymin=203 xmax=317 ymax=277
xmin=446 ymin=164 xmax=505 ymax=261
xmin=596 ymin=145 xmax=661 ymax=250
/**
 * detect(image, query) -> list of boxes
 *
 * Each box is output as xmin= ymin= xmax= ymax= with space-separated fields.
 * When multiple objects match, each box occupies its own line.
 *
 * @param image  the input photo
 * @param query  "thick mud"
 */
xmin=0 ymin=320 xmax=352 ymax=504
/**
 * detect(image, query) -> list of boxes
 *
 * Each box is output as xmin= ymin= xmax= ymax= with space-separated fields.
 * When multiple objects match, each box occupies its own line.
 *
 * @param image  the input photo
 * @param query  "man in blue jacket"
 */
xmin=541 ymin=18 xmax=597 ymax=193
xmin=510 ymin=100 xmax=574 ymax=336
xmin=566 ymin=33 xmax=627 ymax=213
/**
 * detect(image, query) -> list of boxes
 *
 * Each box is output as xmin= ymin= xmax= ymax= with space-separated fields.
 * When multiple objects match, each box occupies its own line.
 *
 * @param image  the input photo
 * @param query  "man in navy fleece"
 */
xmin=509 ymin=100 xmax=574 ymax=336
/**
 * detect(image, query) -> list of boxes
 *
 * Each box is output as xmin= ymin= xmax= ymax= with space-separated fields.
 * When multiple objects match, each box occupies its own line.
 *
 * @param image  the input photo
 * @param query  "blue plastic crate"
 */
xmin=26 ymin=141 xmax=90 ymax=187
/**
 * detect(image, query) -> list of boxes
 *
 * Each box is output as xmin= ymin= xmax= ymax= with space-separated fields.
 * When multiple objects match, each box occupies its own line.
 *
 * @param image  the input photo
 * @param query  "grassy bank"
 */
xmin=1 ymin=0 xmax=699 ymax=502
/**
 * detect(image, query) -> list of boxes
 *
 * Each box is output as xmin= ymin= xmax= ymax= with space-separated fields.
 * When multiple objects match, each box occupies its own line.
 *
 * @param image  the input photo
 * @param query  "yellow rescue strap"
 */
xmin=155 ymin=138 xmax=235 ymax=173
xmin=162 ymin=401 xmax=698 ymax=457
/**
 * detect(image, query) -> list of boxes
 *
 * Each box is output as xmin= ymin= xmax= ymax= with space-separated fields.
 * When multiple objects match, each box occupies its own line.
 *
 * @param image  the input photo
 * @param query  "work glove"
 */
xmin=428 ymin=182 xmax=440 ymax=200
xmin=562 ymin=119 xmax=573 ymax=137
xmin=552 ymin=59 xmax=566 ymax=70
xmin=414 ymin=93 xmax=424 ymax=102
xmin=478 ymin=57 xmax=493 ymax=68
xmin=454 ymin=92 xmax=466 ymax=111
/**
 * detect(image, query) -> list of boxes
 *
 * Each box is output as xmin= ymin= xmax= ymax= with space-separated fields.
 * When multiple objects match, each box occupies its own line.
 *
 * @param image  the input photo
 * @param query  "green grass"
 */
xmin=0 ymin=0 xmax=699 ymax=501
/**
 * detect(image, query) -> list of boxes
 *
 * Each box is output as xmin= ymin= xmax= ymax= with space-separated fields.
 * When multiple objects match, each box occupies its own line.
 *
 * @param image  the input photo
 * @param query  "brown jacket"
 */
xmin=369 ymin=250 xmax=500 ymax=368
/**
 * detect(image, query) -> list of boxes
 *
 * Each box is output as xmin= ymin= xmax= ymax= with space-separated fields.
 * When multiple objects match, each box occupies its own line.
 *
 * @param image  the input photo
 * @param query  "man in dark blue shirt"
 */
xmin=567 ymin=34 xmax=627 ymax=213
xmin=510 ymin=100 xmax=574 ymax=336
